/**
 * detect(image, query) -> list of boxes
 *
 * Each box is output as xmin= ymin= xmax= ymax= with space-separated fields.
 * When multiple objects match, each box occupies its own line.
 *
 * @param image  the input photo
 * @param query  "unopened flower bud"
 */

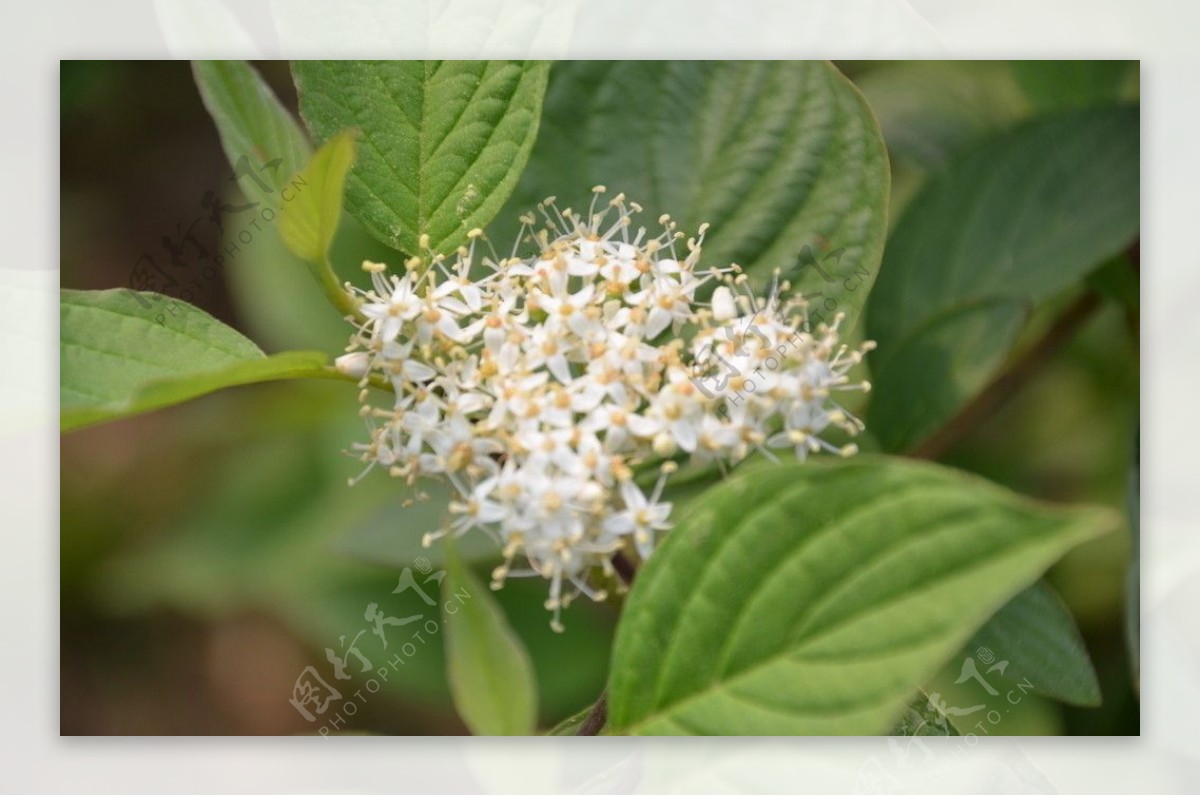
xmin=335 ymin=352 xmax=370 ymax=379
xmin=711 ymin=285 xmax=737 ymax=321
xmin=652 ymin=432 xmax=677 ymax=457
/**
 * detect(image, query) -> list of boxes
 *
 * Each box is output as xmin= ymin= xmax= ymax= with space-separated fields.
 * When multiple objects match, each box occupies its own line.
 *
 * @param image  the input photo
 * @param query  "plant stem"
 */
xmin=575 ymin=552 xmax=638 ymax=736
xmin=612 ymin=551 xmax=637 ymax=585
xmin=309 ymin=252 xmax=363 ymax=321
xmin=576 ymin=692 xmax=609 ymax=736
xmin=910 ymin=289 xmax=1101 ymax=460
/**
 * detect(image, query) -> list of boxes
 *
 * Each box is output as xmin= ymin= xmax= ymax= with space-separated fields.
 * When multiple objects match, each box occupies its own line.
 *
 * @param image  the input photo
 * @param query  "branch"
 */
xmin=612 ymin=551 xmax=638 ymax=586
xmin=575 ymin=692 xmax=609 ymax=736
xmin=576 ymin=551 xmax=637 ymax=735
xmin=310 ymin=252 xmax=364 ymax=321
xmin=910 ymin=289 xmax=1102 ymax=460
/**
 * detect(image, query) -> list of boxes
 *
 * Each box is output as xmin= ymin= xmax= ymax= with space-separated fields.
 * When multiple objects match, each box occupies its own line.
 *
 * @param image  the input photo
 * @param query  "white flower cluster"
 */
xmin=337 ymin=189 xmax=873 ymax=630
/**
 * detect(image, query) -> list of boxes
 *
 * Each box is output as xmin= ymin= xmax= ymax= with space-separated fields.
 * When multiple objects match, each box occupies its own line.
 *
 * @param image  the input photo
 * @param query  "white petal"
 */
xmin=625 ymin=414 xmax=660 ymax=437
xmin=547 ymin=354 xmax=573 ymax=384
xmin=672 ymin=420 xmax=699 ymax=453
xmin=403 ymin=360 xmax=437 ymax=382
xmin=645 ymin=307 xmax=673 ymax=339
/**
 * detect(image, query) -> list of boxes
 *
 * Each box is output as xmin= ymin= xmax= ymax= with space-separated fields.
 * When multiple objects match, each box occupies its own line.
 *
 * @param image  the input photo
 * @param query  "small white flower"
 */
xmin=361 ymin=274 xmax=421 ymax=344
xmin=603 ymin=475 xmax=673 ymax=559
xmin=340 ymin=189 xmax=872 ymax=629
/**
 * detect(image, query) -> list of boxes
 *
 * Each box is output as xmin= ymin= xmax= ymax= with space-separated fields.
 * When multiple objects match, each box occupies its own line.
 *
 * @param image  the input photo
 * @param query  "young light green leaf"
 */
xmin=278 ymin=129 xmax=356 ymax=265
xmin=1011 ymin=60 xmax=1138 ymax=112
xmin=866 ymin=106 xmax=1139 ymax=452
xmin=275 ymin=130 xmax=361 ymax=319
xmin=499 ymin=61 xmax=889 ymax=329
xmin=192 ymin=60 xmax=312 ymax=209
xmin=292 ymin=60 xmax=550 ymax=256
xmin=606 ymin=457 xmax=1117 ymax=735
xmin=964 ymin=580 xmax=1100 ymax=706
xmin=61 ymin=289 xmax=329 ymax=431
xmin=441 ymin=538 xmax=538 ymax=735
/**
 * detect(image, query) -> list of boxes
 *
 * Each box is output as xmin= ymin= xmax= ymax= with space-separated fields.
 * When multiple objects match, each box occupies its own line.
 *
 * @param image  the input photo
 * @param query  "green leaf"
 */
xmin=292 ymin=60 xmax=550 ymax=256
xmin=867 ymin=298 xmax=1028 ymax=452
xmin=60 ymin=288 xmax=329 ymax=431
xmin=441 ymin=538 xmax=538 ymax=735
xmin=866 ymin=106 xmax=1139 ymax=451
xmin=192 ymin=60 xmax=312 ymax=209
xmin=499 ymin=61 xmax=889 ymax=328
xmin=964 ymin=580 xmax=1100 ymax=706
xmin=852 ymin=61 xmax=1029 ymax=226
xmin=278 ymin=129 xmax=356 ymax=264
xmin=855 ymin=61 xmax=1029 ymax=173
xmin=606 ymin=457 xmax=1117 ymax=735
xmin=889 ymin=690 xmax=960 ymax=736
xmin=1011 ymin=61 xmax=1137 ymax=112
xmin=274 ymin=130 xmax=363 ymax=319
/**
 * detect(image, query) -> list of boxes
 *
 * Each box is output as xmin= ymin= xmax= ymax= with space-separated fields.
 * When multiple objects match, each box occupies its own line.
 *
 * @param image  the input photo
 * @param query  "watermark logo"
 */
xmin=856 ymin=649 xmax=1036 ymax=794
xmin=288 ymin=665 xmax=342 ymax=723
xmin=128 ymin=150 xmax=308 ymax=324
xmin=287 ymin=564 xmax=472 ymax=736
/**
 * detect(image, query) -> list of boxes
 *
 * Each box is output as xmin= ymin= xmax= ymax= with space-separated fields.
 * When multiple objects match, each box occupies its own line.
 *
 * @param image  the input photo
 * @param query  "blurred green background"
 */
xmin=60 ymin=60 xmax=1138 ymax=735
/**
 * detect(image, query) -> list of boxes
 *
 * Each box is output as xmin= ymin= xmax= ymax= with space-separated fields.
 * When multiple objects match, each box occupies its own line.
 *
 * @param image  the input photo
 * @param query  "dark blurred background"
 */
xmin=60 ymin=61 xmax=1138 ymax=735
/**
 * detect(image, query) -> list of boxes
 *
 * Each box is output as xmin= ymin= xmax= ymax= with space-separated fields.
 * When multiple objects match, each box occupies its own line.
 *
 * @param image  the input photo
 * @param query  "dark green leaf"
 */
xmin=501 ymin=61 xmax=889 ymax=329
xmin=867 ymin=106 xmax=1139 ymax=451
xmin=965 ymin=580 xmax=1100 ymax=706
xmin=292 ymin=60 xmax=550 ymax=256
xmin=606 ymin=457 xmax=1117 ymax=735
xmin=852 ymin=61 xmax=1029 ymax=226
xmin=60 ymin=289 xmax=329 ymax=431
xmin=192 ymin=60 xmax=312 ymax=209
